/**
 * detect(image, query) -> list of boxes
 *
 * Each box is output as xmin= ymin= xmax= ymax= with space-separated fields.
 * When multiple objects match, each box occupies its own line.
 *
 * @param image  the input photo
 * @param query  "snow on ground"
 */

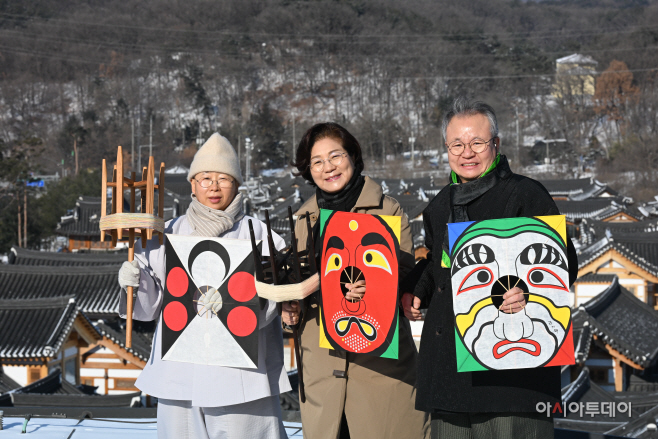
xmin=0 ymin=417 xmax=304 ymax=438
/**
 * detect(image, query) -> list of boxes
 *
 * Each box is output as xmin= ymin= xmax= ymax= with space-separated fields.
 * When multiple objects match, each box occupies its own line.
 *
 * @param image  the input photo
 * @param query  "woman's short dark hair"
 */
xmin=292 ymin=122 xmax=364 ymax=184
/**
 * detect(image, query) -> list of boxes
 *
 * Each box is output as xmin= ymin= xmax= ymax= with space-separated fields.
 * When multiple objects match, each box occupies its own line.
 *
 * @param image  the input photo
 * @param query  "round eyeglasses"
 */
xmin=194 ymin=177 xmax=234 ymax=189
xmin=447 ymin=137 xmax=496 ymax=156
xmin=309 ymin=152 xmax=348 ymax=173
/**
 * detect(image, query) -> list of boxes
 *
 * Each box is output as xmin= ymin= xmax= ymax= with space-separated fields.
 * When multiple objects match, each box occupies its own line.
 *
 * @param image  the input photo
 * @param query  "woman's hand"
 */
xmin=500 ymin=287 xmax=526 ymax=314
xmin=282 ymin=300 xmax=300 ymax=326
xmin=344 ymin=280 xmax=366 ymax=302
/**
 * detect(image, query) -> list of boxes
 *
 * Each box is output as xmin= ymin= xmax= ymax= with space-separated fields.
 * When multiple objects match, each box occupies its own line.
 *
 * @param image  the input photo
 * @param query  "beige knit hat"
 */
xmin=188 ymin=133 xmax=243 ymax=185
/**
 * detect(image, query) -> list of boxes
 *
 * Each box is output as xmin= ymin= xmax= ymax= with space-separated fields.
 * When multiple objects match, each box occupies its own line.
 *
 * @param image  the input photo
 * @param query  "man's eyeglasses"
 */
xmin=447 ymin=137 xmax=496 ymax=156
xmin=194 ymin=177 xmax=234 ymax=189
xmin=309 ymin=152 xmax=348 ymax=173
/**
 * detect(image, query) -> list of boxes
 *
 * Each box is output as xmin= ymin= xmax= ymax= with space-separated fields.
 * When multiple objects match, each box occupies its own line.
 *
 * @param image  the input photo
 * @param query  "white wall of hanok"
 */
xmin=575 ymin=283 xmax=611 ymax=306
xmin=80 ymin=345 xmax=142 ymax=395
xmin=3 ymin=365 xmax=28 ymax=387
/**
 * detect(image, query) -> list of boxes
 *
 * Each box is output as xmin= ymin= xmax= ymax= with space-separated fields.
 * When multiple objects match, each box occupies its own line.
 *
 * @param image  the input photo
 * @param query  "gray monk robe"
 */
xmin=119 ymin=214 xmax=291 ymax=407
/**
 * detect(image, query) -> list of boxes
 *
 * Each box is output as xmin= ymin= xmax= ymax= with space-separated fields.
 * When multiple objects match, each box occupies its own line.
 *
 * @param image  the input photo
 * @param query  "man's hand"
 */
xmin=345 ymin=280 xmax=366 ymax=302
xmin=402 ymin=293 xmax=423 ymax=321
xmin=282 ymin=300 xmax=300 ymax=326
xmin=500 ymin=287 xmax=526 ymax=314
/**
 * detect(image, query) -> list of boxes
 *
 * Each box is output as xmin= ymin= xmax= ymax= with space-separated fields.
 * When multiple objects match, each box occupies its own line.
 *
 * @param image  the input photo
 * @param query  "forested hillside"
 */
xmin=2 ymin=0 xmax=658 ymax=249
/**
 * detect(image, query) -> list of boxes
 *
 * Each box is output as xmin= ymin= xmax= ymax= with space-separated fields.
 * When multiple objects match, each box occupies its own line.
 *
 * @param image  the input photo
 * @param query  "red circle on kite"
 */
xmin=163 ymin=301 xmax=187 ymax=331
xmin=228 ymin=272 xmax=257 ymax=302
xmin=227 ymin=306 xmax=257 ymax=337
xmin=166 ymin=267 xmax=188 ymax=297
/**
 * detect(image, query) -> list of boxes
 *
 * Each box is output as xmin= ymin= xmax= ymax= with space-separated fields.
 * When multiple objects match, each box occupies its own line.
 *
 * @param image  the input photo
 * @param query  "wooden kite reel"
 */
xmin=99 ymin=145 xmax=166 ymax=347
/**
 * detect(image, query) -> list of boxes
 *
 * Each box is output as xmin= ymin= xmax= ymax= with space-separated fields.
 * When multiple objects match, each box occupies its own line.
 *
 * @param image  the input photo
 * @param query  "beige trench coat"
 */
xmin=293 ymin=176 xmax=429 ymax=439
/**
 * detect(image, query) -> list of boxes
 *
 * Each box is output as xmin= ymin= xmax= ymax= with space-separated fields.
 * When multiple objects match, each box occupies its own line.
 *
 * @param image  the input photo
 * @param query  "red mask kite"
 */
xmin=319 ymin=210 xmax=400 ymax=359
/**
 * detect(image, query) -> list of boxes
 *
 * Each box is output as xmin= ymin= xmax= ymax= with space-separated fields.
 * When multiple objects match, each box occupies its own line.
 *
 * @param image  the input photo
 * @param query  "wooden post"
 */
xmin=17 ymin=192 xmax=21 ymax=248
xmin=101 ymin=160 xmax=107 ymax=242
xmin=614 ymin=358 xmax=624 ymax=392
xmin=23 ymin=189 xmax=27 ymax=248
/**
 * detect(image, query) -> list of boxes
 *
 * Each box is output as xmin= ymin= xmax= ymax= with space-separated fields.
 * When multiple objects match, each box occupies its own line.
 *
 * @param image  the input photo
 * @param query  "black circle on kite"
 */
xmin=188 ymin=240 xmax=231 ymax=282
xmin=335 ymin=256 xmax=340 ymax=266
xmin=365 ymin=253 xmax=373 ymax=263
xmin=490 ymin=275 xmax=529 ymax=310
xmin=530 ymin=271 xmax=544 ymax=284
xmin=477 ymin=270 xmax=490 ymax=283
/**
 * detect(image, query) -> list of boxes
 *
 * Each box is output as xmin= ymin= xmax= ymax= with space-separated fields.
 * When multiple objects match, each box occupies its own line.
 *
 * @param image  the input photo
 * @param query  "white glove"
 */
xmin=200 ymin=287 xmax=223 ymax=314
xmin=118 ymin=260 xmax=140 ymax=290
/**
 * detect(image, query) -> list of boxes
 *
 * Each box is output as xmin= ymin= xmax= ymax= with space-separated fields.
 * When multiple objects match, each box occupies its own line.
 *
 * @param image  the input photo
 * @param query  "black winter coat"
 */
xmin=411 ymin=167 xmax=578 ymax=414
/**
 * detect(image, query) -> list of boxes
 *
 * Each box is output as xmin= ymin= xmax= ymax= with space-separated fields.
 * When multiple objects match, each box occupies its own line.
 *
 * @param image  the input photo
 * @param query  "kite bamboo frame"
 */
xmin=99 ymin=145 xmax=165 ymax=348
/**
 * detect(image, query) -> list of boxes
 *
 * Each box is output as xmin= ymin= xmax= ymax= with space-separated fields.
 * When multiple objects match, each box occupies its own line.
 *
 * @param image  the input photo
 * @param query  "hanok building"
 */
xmin=557 ymin=367 xmax=658 ymax=436
xmin=553 ymin=53 xmax=598 ymax=98
xmin=0 ymin=368 xmax=140 ymax=408
xmin=0 ymin=297 xmax=101 ymax=388
xmin=576 ymin=227 xmax=658 ymax=307
xmin=0 ymin=247 xmax=154 ymax=396
xmin=540 ymin=178 xmax=618 ymax=201
xmin=571 ymin=278 xmax=658 ymax=393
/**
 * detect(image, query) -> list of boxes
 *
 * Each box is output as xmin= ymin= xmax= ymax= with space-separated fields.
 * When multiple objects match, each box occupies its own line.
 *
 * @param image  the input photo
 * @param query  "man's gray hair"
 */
xmin=441 ymin=97 xmax=499 ymax=142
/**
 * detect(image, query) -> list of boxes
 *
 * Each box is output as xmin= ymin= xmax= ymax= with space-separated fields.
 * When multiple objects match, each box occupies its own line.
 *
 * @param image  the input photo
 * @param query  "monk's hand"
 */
xmin=200 ymin=287 xmax=223 ymax=314
xmin=500 ymin=286 xmax=526 ymax=314
xmin=402 ymin=293 xmax=423 ymax=321
xmin=282 ymin=300 xmax=300 ymax=326
xmin=345 ymin=279 xmax=366 ymax=302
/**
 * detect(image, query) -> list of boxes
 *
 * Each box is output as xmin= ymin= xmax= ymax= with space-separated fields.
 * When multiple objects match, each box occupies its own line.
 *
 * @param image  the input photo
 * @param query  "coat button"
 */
xmin=436 ymin=326 xmax=442 ymax=336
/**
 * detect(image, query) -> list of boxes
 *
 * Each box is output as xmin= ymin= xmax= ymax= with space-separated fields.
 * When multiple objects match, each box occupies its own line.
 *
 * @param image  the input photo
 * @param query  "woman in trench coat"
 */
xmin=282 ymin=122 xmax=429 ymax=439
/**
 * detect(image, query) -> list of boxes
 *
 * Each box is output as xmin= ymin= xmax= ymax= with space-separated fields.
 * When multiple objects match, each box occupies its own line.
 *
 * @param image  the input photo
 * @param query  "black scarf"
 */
xmin=316 ymin=169 xmax=365 ymax=213
xmin=442 ymin=155 xmax=512 ymax=264
xmin=449 ymin=155 xmax=512 ymax=223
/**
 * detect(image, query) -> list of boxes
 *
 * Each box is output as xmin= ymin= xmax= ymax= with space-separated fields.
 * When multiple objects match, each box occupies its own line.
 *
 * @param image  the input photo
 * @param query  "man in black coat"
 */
xmin=402 ymin=97 xmax=578 ymax=439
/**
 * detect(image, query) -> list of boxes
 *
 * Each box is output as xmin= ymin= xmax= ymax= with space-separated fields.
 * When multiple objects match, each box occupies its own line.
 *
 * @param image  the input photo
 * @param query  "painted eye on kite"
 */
xmin=527 ymin=268 xmax=568 ymax=291
xmin=457 ymin=267 xmax=494 ymax=295
xmin=325 ymin=253 xmax=343 ymax=276
xmin=362 ymin=249 xmax=391 ymax=274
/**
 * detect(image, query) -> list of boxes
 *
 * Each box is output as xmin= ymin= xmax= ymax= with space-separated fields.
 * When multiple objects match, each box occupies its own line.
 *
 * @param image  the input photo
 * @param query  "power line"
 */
xmin=1 ymin=11 xmax=658 ymax=42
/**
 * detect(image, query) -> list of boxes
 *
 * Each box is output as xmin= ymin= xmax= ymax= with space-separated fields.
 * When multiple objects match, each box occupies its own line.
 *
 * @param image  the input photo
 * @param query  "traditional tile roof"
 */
xmin=578 ymin=233 xmax=658 ymax=277
xmin=561 ymin=368 xmax=627 ymax=421
xmin=0 ymin=265 xmax=120 ymax=317
xmin=0 ymin=365 xmax=21 ymax=394
xmin=571 ymin=309 xmax=593 ymax=365
xmin=94 ymin=319 xmax=155 ymax=363
xmin=0 ymin=297 xmax=99 ymax=361
xmin=556 ymin=198 xmax=641 ymax=222
xmin=8 ymin=246 xmax=125 ymax=266
xmin=579 ymin=277 xmax=658 ymax=368
xmin=56 ymin=196 xmax=105 ymax=238
xmin=395 ymin=195 xmax=429 ymax=221
xmin=581 ymin=219 xmax=658 ymax=246
xmin=540 ymin=178 xmax=617 ymax=200
xmin=574 ymin=273 xmax=618 ymax=284
xmin=606 ymin=403 xmax=658 ymax=439
xmin=0 ymin=369 xmax=140 ymax=407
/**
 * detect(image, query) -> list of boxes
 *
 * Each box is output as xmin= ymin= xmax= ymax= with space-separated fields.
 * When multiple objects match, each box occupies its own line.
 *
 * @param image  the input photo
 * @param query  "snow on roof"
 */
xmin=556 ymin=53 xmax=598 ymax=65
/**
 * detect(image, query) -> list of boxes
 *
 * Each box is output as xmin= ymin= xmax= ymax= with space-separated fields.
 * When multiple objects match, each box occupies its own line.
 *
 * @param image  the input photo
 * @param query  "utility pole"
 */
xmin=17 ymin=192 xmax=21 ymax=248
xmin=73 ymin=135 xmax=79 ymax=176
xmin=23 ymin=190 xmax=27 ymax=248
xmin=131 ymin=117 xmax=135 ymax=170
xmin=245 ymin=137 xmax=252 ymax=181
xmin=409 ymin=137 xmax=416 ymax=169
xmin=292 ymin=115 xmax=296 ymax=160
xmin=149 ymin=115 xmax=153 ymax=158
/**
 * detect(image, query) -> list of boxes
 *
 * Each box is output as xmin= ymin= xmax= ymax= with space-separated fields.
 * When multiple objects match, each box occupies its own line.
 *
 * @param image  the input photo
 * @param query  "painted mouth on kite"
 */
xmin=493 ymin=338 xmax=541 ymax=359
xmin=335 ymin=316 xmax=377 ymax=341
